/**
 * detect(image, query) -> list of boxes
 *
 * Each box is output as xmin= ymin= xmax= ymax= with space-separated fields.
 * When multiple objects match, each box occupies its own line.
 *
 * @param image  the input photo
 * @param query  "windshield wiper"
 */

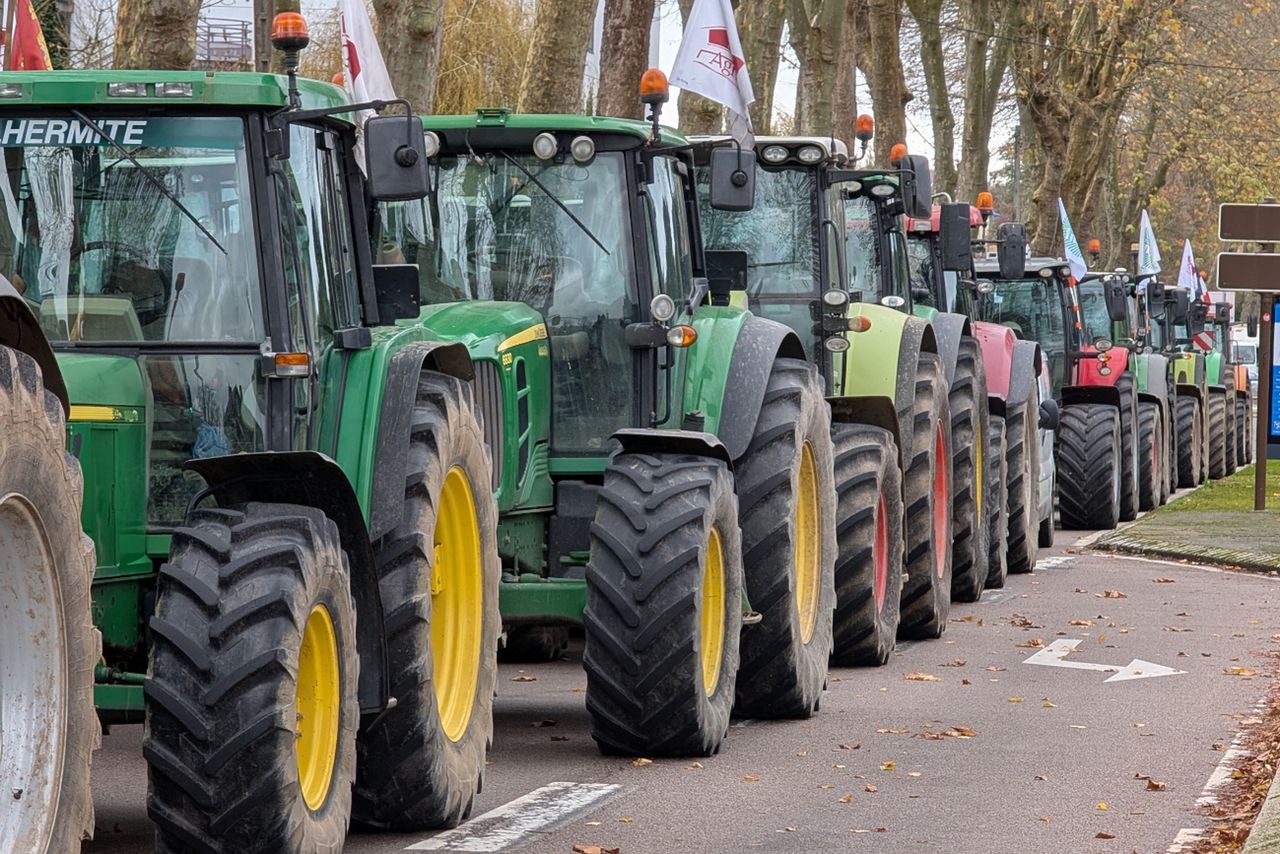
xmin=71 ymin=110 xmax=226 ymax=255
xmin=497 ymin=151 xmax=609 ymax=256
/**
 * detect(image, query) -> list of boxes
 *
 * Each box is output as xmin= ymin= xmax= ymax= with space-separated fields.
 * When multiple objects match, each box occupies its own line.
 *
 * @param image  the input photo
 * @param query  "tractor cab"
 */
xmin=973 ymin=257 xmax=1077 ymax=398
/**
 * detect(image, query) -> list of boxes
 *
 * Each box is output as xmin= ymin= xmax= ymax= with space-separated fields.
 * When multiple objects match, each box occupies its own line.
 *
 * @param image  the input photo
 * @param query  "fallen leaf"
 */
xmin=1166 ymin=626 xmax=1191 ymax=633
xmin=943 ymin=726 xmax=978 ymax=738
xmin=586 ymin=821 xmax=602 ymax=827
xmin=1039 ymin=815 xmax=1051 ymax=822
xmin=572 ymin=845 xmax=620 ymax=854
xmin=838 ymin=743 xmax=861 ymax=750
xmin=632 ymin=758 xmax=653 ymax=767
xmin=942 ymin=659 xmax=966 ymax=667
xmin=1153 ymin=577 xmax=1175 ymax=583
xmin=1043 ymin=700 xmax=1057 ymax=708
xmin=962 ymin=678 xmax=972 ymax=685
xmin=1225 ymin=667 xmax=1261 ymax=677
xmin=986 ymin=665 xmax=1007 ymax=672
xmin=688 ymin=762 xmax=703 ymax=769
xmin=876 ymin=727 xmax=910 ymax=734
xmin=1018 ymin=639 xmax=1044 ymax=648
xmin=1070 ymin=725 xmax=1087 ymax=730
xmin=1034 ymin=774 xmax=1048 ymax=781
xmin=1102 ymin=590 xmax=1127 ymax=598
xmin=907 ymin=771 xmax=922 ymax=777
xmin=1095 ymin=831 xmax=1116 ymax=839
xmin=532 ymin=719 xmax=558 ymax=728
xmin=880 ymin=761 xmax=896 ymax=771
xmin=1069 ymin=619 xmax=1093 ymax=627
xmin=1146 ymin=779 xmax=1167 ymax=791
xmin=743 ymin=774 xmax=760 ymax=782
xmin=511 ymin=674 xmax=536 ymax=682
xmin=1231 ymin=769 xmax=1246 ymax=779
xmin=817 ymin=783 xmax=834 ymax=789
xmin=864 ymin=784 xmax=878 ymax=793
xmin=1011 ymin=614 xmax=1042 ymax=628
xmin=905 ymin=672 xmax=941 ymax=682
xmin=1212 ymin=742 xmax=1226 ymax=751
xmin=619 ymin=816 xmax=634 ymax=824
xmin=784 ymin=827 xmax=796 ymax=832
xmin=1096 ymin=802 xmax=1108 ymax=811
xmin=838 ymin=793 xmax=854 ymax=803
xmin=794 ymin=751 xmax=808 ymax=757
xmin=1134 ymin=772 xmax=1149 ymax=779
xmin=833 ymin=763 xmax=846 ymax=769
xmin=1074 ymin=587 xmax=1088 ymax=593
xmin=1008 ymin=697 xmax=1025 ymax=703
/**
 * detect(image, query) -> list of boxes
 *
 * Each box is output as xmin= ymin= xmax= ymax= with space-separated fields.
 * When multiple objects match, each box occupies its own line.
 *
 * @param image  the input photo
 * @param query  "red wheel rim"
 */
xmin=932 ymin=422 xmax=948 ymax=578
xmin=873 ymin=491 xmax=889 ymax=612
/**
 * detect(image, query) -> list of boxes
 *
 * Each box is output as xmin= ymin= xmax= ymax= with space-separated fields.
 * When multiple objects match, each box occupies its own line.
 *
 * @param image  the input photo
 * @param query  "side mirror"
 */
xmin=1104 ymin=277 xmax=1128 ymax=323
xmin=1188 ymin=301 xmax=1208 ymax=335
xmin=1214 ymin=301 xmax=1232 ymax=325
xmin=708 ymin=147 xmax=756 ymax=211
xmin=365 ymin=114 xmax=429 ymax=201
xmin=899 ymin=154 xmax=932 ymax=219
xmin=1145 ymin=278 xmax=1165 ymax=318
xmin=997 ymin=223 xmax=1027 ymax=279
xmin=938 ymin=204 xmax=973 ymax=272
xmin=1169 ymin=289 xmax=1190 ymax=325
xmin=1249 ymin=315 xmax=1259 ymax=337
xmin=705 ymin=249 xmax=749 ymax=304
xmin=1039 ymin=397 xmax=1060 ymax=432
xmin=373 ymin=264 xmax=421 ymax=322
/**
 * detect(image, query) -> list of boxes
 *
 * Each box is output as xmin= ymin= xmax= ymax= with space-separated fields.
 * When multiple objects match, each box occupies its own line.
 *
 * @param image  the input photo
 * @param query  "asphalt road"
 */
xmin=85 ymin=525 xmax=1280 ymax=854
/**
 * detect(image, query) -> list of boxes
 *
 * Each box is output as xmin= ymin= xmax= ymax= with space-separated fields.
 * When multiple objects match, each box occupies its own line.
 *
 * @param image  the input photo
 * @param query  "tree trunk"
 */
xmin=861 ymin=0 xmax=910 ymax=165
xmin=372 ymin=0 xmax=447 ymax=113
xmin=113 ymin=0 xmax=201 ymax=69
xmin=831 ymin=0 xmax=860 ymax=153
xmin=598 ymin=0 xmax=655 ymax=119
xmin=738 ymin=0 xmax=787 ymax=133
xmin=905 ymin=0 xmax=953 ymax=194
xmin=518 ymin=0 xmax=595 ymax=114
xmin=955 ymin=0 xmax=1019 ymax=204
xmin=676 ymin=0 xmax=725 ymax=133
xmin=788 ymin=0 xmax=848 ymax=137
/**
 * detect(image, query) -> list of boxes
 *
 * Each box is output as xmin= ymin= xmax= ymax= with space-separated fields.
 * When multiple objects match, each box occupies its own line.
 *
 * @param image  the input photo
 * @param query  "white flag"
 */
xmin=1176 ymin=239 xmax=1199 ymax=296
xmin=1058 ymin=198 xmax=1087 ymax=281
xmin=1138 ymin=209 xmax=1162 ymax=277
xmin=340 ymin=0 xmax=397 ymax=166
xmin=669 ymin=0 xmax=755 ymax=148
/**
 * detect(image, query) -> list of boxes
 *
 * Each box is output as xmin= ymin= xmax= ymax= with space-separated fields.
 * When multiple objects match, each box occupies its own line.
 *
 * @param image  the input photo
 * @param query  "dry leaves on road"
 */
xmin=1096 ymin=802 xmax=1109 ymax=811
xmin=986 ymin=665 xmax=1006 ymax=672
xmin=743 ymin=774 xmax=760 ymax=782
xmin=1011 ymin=614 xmax=1042 ymax=628
xmin=838 ymin=743 xmax=861 ymax=750
xmin=880 ymin=761 xmax=896 ymax=771
xmin=905 ymin=672 xmax=941 ymax=682
xmin=864 ymin=784 xmax=878 ymax=792
xmin=511 ymin=674 xmax=536 ymax=682
xmin=1224 ymin=666 xmax=1261 ymax=677
xmin=838 ymin=793 xmax=854 ymax=803
xmin=1153 ymin=577 xmax=1176 ymax=583
xmin=572 ymin=845 xmax=620 ymax=854
xmin=876 ymin=727 xmax=910 ymax=734
xmin=631 ymin=758 xmax=652 ymax=767
xmin=1101 ymin=590 xmax=1127 ymax=598
xmin=942 ymin=659 xmax=966 ymax=667
xmin=1069 ymin=619 xmax=1092 ymax=626
xmin=1008 ymin=697 xmax=1025 ymax=703
xmin=1095 ymin=831 xmax=1116 ymax=839
xmin=1017 ymin=639 xmax=1044 ymax=648
xmin=1146 ymin=779 xmax=1168 ymax=791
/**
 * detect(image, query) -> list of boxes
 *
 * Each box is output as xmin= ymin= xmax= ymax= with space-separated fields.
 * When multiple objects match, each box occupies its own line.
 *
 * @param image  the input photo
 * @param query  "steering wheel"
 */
xmin=71 ymin=240 xmax=150 ymax=264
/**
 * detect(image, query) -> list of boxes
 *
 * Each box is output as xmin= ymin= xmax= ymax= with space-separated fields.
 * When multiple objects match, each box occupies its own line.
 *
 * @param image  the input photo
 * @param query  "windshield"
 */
xmin=0 ymin=115 xmax=263 ymax=345
xmin=699 ymin=165 xmax=816 ymax=296
xmin=976 ymin=276 xmax=1069 ymax=395
xmin=1236 ymin=344 xmax=1257 ymax=364
xmin=1075 ymin=280 xmax=1128 ymax=344
xmin=844 ymin=195 xmax=883 ymax=302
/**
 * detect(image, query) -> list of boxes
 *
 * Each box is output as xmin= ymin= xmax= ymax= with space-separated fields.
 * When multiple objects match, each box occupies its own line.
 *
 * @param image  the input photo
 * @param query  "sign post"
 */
xmin=1258 ymin=303 xmax=1273 ymax=511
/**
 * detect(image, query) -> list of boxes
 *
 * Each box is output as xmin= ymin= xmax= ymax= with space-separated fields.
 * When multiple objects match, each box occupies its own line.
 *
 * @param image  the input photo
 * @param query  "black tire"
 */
xmin=1208 ymin=392 xmax=1228 ymax=480
xmin=1117 ymin=375 xmax=1140 ymax=522
xmin=147 ymin=503 xmax=358 ymax=853
xmin=0 ymin=346 xmax=99 ymax=854
xmin=898 ymin=354 xmax=954 ymax=640
xmin=1224 ymin=378 xmax=1238 ymax=475
xmin=948 ymin=338 xmax=990 ymax=603
xmin=1056 ymin=404 xmax=1122 ymax=530
xmin=1037 ymin=493 xmax=1056 ymax=548
xmin=984 ymin=413 xmax=1009 ymax=589
xmin=1176 ymin=396 xmax=1202 ymax=489
xmin=584 ymin=453 xmax=744 ymax=755
xmin=1005 ymin=392 xmax=1041 ymax=574
xmin=1236 ymin=396 xmax=1250 ymax=466
xmin=356 ymin=373 xmax=500 ymax=830
xmin=1137 ymin=402 xmax=1160 ymax=511
xmin=830 ymin=423 xmax=905 ymax=667
xmin=734 ymin=358 xmax=837 ymax=718
xmin=499 ymin=626 xmax=569 ymax=663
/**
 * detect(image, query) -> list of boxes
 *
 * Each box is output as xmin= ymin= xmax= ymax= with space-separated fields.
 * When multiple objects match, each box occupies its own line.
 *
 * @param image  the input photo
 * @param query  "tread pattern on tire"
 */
xmin=1005 ymin=393 xmax=1040 ymax=574
xmin=1176 ymin=396 xmax=1202 ymax=488
xmin=830 ymin=423 xmax=904 ymax=666
xmin=984 ymin=413 xmax=1009 ymax=589
xmin=584 ymin=453 xmax=744 ymax=756
xmin=1236 ymin=396 xmax=1250 ymax=466
xmin=1137 ymin=402 xmax=1160 ymax=511
xmin=1207 ymin=392 xmax=1228 ymax=480
xmin=1117 ymin=375 xmax=1140 ymax=522
xmin=1224 ymin=376 xmax=1238 ymax=475
xmin=1056 ymin=404 xmax=1121 ymax=530
xmin=948 ymin=337 xmax=990 ymax=603
xmin=146 ymin=503 xmax=358 ymax=854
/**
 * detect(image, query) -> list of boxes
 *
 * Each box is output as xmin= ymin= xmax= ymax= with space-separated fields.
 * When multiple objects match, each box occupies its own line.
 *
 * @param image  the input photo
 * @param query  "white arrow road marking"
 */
xmin=406 ymin=782 xmax=621 ymax=852
xmin=1023 ymin=639 xmax=1186 ymax=683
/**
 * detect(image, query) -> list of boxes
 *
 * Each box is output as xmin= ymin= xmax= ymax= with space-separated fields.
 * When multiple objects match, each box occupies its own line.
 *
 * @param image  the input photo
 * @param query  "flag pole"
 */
xmin=3 ymin=0 xmax=17 ymax=71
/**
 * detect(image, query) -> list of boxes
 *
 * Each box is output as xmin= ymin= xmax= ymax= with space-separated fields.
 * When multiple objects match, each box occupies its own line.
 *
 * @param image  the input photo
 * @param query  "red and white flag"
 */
xmin=6 ymin=0 xmax=52 ymax=70
xmin=340 ymin=0 xmax=396 ymax=164
xmin=669 ymin=0 xmax=755 ymax=148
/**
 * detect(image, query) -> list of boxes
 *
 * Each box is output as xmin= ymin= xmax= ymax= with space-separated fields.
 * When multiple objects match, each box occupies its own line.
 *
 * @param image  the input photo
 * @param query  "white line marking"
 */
xmin=406 ymin=782 xmax=621 ymax=852
xmin=1167 ymin=828 xmax=1204 ymax=852
xmin=1022 ymin=638 xmax=1185 ymax=682
xmin=981 ymin=589 xmax=1009 ymax=604
xmin=1032 ymin=554 xmax=1076 ymax=571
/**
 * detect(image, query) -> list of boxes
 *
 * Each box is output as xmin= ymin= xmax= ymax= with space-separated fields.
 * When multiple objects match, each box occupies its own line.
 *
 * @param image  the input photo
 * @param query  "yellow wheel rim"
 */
xmin=700 ymin=528 xmax=726 ymax=696
xmin=431 ymin=466 xmax=484 ymax=743
xmin=974 ymin=429 xmax=984 ymax=525
xmin=295 ymin=604 xmax=340 ymax=812
xmin=795 ymin=441 xmax=821 ymax=644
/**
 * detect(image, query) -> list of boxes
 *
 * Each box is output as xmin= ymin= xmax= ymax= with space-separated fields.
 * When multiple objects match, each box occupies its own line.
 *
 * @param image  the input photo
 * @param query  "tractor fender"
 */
xmin=1172 ymin=353 xmax=1205 ymax=389
xmin=0 ymin=280 xmax=68 ymax=414
xmin=1005 ymin=340 xmax=1043 ymax=409
xmin=611 ymin=428 xmax=732 ymax=466
xmin=186 ymin=451 xmax=387 ymax=716
xmin=368 ymin=340 xmax=474 ymax=542
xmin=971 ymin=321 xmax=1018 ymax=399
xmin=828 ymin=394 xmax=904 ymax=471
xmin=1134 ymin=352 xmax=1170 ymax=401
xmin=710 ymin=315 xmax=807 ymax=461
xmin=1077 ymin=345 xmax=1128 ymax=388
xmin=1205 ymin=351 xmax=1224 ymax=386
xmin=1175 ymin=383 xmax=1204 ymax=405
xmin=1061 ymin=383 xmax=1122 ymax=410
xmin=930 ymin=312 xmax=972 ymax=386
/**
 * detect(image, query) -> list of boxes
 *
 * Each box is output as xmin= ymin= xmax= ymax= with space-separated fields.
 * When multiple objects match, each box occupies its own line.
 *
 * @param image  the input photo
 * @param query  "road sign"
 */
xmin=1023 ymin=639 xmax=1185 ymax=683
xmin=1219 ymin=203 xmax=1280 ymax=242
xmin=1215 ymin=252 xmax=1280 ymax=292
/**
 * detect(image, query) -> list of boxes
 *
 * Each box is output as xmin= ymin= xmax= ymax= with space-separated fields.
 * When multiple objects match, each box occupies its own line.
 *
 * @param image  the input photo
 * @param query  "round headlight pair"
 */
xmin=532 ymin=133 xmax=595 ymax=162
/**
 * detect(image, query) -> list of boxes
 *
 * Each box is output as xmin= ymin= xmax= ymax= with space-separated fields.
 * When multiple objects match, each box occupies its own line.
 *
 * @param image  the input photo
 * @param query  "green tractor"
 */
xmin=0 ymin=57 xmax=510 ymax=850
xmin=1200 ymin=298 xmax=1252 ymax=475
xmin=374 ymin=83 xmax=838 ymax=755
xmin=1154 ymin=287 xmax=1214 ymax=487
xmin=692 ymin=131 xmax=985 ymax=664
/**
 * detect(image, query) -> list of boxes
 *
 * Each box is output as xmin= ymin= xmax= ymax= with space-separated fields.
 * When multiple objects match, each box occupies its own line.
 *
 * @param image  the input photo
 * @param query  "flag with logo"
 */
xmin=1058 ymin=197 xmax=1087 ymax=281
xmin=340 ymin=0 xmax=396 ymax=165
xmin=6 ymin=0 xmax=52 ymax=70
xmin=670 ymin=0 xmax=755 ymax=148
xmin=1176 ymin=238 xmax=1204 ymax=301
xmin=1138 ymin=209 xmax=1162 ymax=277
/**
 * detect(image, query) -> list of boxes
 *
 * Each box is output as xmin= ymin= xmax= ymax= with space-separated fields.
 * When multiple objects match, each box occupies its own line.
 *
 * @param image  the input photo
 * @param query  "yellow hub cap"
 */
xmin=700 ymin=529 xmax=726 ymax=697
xmin=795 ymin=441 xmax=821 ymax=644
xmin=974 ymin=430 xmax=984 ymax=525
xmin=431 ymin=466 xmax=484 ymax=743
xmin=295 ymin=604 xmax=340 ymax=812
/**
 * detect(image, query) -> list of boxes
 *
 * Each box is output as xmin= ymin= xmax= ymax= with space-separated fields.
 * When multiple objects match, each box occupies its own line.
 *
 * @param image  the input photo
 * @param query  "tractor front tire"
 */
xmin=830 ymin=423 xmax=905 ymax=667
xmin=0 ymin=347 xmax=99 ymax=854
xmin=1207 ymin=392 xmax=1228 ymax=480
xmin=1176 ymin=397 xmax=1202 ymax=488
xmin=147 ymin=504 xmax=359 ymax=853
xmin=584 ymin=453 xmax=744 ymax=756
xmin=1056 ymin=404 xmax=1122 ymax=530
xmin=356 ymin=373 xmax=500 ymax=830
xmin=1005 ymin=395 xmax=1041 ymax=574
xmin=948 ymin=338 xmax=991 ymax=604
xmin=1137 ymin=402 xmax=1161 ymax=511
xmin=1237 ymin=396 xmax=1251 ymax=465
xmin=734 ymin=359 xmax=836 ymax=718
xmin=984 ymin=414 xmax=1009 ymax=589
xmin=898 ymin=354 xmax=954 ymax=640
xmin=1117 ymin=375 xmax=1140 ymax=522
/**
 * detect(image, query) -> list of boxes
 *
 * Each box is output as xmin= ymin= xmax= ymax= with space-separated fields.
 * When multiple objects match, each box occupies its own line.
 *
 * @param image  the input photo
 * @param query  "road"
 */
xmin=85 ymin=526 xmax=1280 ymax=854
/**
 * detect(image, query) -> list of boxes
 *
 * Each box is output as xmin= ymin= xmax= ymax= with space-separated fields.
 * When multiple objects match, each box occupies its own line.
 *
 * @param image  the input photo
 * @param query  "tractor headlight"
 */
xmin=870 ymin=184 xmax=896 ymax=198
xmin=824 ymin=336 xmax=850 ymax=353
xmin=649 ymin=293 xmax=676 ymax=323
xmin=797 ymin=145 xmax=823 ymax=164
xmin=423 ymin=131 xmax=441 ymax=158
xmin=532 ymin=132 xmax=558 ymax=160
xmin=761 ymin=144 xmax=788 ymax=164
xmin=570 ymin=135 xmax=595 ymax=163
xmin=822 ymin=289 xmax=849 ymax=308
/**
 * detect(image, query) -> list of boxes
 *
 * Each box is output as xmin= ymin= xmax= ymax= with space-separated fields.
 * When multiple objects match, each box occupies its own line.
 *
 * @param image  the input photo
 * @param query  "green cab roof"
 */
xmin=0 ymin=70 xmax=348 ymax=113
xmin=422 ymin=109 xmax=686 ymax=147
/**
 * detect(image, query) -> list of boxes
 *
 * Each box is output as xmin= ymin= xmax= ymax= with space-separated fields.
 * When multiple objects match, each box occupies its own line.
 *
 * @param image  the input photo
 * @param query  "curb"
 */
xmin=1243 ymin=751 xmax=1280 ymax=853
xmin=1094 ymin=534 xmax=1280 ymax=574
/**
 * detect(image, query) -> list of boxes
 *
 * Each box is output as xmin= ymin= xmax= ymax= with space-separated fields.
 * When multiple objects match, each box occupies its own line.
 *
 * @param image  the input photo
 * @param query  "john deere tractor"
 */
xmin=1155 ymin=288 xmax=1213 ymax=487
xmin=0 ymin=38 xmax=506 ymax=852
xmin=907 ymin=201 xmax=1053 ymax=581
xmin=374 ymin=77 xmax=838 ymax=758
xmin=692 ymin=130 xmax=972 ymax=666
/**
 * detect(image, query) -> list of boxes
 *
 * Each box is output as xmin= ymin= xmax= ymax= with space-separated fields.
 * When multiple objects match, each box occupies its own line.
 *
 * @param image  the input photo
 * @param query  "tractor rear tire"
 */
xmin=1137 ymin=402 xmax=1161 ymax=511
xmin=147 ymin=504 xmax=359 ymax=853
xmin=734 ymin=359 xmax=836 ymax=718
xmin=984 ymin=414 xmax=1009 ymax=589
xmin=830 ymin=424 xmax=905 ymax=667
xmin=898 ymin=354 xmax=954 ymax=640
xmin=499 ymin=626 xmax=569 ymax=663
xmin=948 ymin=337 xmax=990 ymax=604
xmin=1236 ymin=396 xmax=1250 ymax=465
xmin=1056 ymin=404 xmax=1122 ymax=530
xmin=1207 ymin=393 xmax=1228 ymax=480
xmin=1224 ymin=382 xmax=1238 ymax=476
xmin=1117 ymin=375 xmax=1140 ymax=522
xmin=584 ymin=453 xmax=743 ymax=756
xmin=1176 ymin=397 xmax=1202 ymax=488
xmin=1005 ymin=395 xmax=1041 ymax=574
xmin=356 ymin=373 xmax=500 ymax=830
xmin=0 ymin=346 xmax=99 ymax=854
